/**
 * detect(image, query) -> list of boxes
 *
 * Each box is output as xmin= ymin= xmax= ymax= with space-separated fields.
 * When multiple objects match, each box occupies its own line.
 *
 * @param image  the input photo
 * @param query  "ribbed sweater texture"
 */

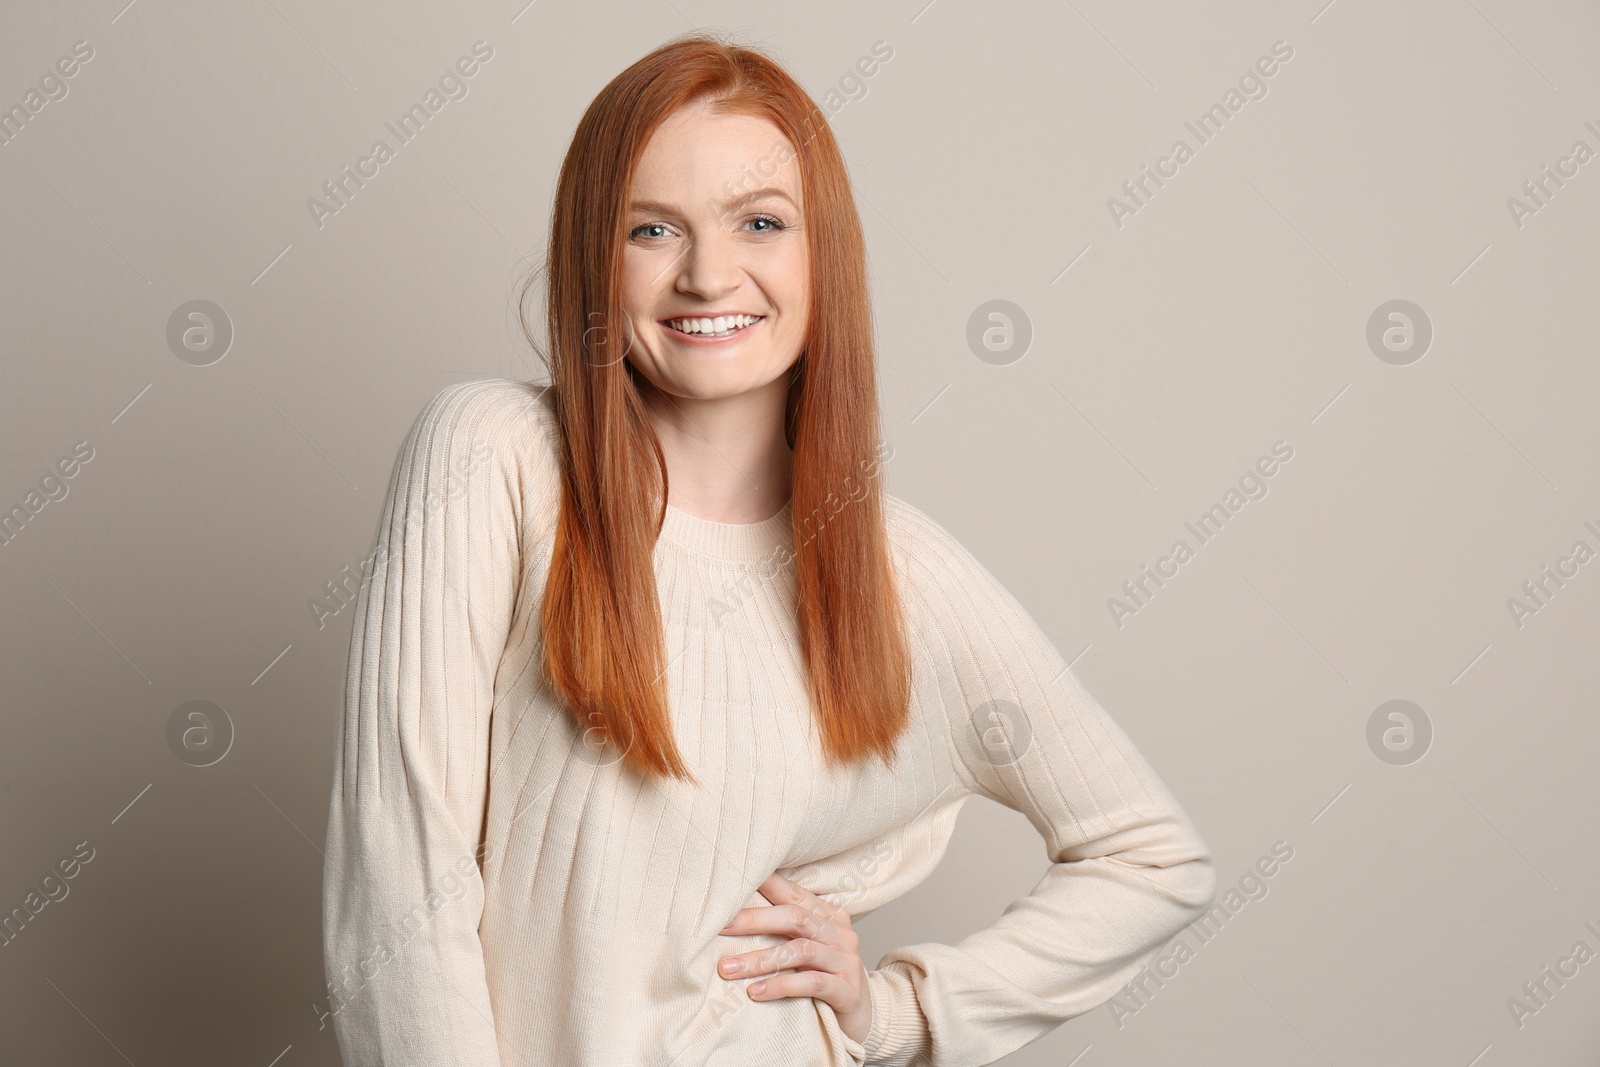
xmin=321 ymin=378 xmax=1217 ymax=1066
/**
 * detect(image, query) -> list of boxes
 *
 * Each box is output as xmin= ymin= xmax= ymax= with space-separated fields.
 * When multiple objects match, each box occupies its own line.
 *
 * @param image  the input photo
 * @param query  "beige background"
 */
xmin=3 ymin=0 xmax=1598 ymax=1063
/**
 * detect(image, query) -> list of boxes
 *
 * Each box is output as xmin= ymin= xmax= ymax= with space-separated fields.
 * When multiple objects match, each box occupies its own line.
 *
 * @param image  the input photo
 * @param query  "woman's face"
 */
xmin=619 ymin=99 xmax=809 ymax=407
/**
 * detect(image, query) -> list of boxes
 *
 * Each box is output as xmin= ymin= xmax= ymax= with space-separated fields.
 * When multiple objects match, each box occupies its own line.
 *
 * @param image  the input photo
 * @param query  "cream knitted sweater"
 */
xmin=321 ymin=378 xmax=1216 ymax=1066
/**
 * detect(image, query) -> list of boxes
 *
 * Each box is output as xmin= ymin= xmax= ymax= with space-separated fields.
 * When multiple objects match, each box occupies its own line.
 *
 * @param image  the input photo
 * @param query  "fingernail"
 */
xmin=749 ymin=980 xmax=766 ymax=996
xmin=720 ymin=958 xmax=742 ymax=975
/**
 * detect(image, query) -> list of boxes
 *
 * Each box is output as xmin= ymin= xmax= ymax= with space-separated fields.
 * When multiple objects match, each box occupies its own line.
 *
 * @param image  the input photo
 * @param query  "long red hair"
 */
xmin=517 ymin=30 xmax=909 ymax=785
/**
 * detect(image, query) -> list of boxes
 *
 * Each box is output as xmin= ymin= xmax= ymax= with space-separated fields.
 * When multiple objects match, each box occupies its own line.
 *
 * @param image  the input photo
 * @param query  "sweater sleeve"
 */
xmin=321 ymin=380 xmax=532 ymax=1066
xmin=860 ymin=501 xmax=1218 ymax=1067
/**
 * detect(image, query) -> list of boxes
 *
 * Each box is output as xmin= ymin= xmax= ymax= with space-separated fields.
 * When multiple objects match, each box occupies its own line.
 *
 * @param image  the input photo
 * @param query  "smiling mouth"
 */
xmin=661 ymin=314 xmax=765 ymax=339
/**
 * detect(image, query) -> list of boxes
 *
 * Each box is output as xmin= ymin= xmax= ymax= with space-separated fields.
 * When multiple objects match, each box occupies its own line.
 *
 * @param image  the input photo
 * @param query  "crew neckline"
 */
xmin=658 ymin=499 xmax=795 ymax=562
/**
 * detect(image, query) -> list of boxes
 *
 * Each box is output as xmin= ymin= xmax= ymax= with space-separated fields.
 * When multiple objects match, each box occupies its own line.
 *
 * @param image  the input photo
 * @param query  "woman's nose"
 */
xmin=675 ymin=231 xmax=743 ymax=297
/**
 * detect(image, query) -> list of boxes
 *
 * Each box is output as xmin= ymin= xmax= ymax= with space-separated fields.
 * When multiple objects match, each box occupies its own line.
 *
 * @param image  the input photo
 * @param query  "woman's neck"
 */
xmin=639 ymin=377 xmax=794 ymax=524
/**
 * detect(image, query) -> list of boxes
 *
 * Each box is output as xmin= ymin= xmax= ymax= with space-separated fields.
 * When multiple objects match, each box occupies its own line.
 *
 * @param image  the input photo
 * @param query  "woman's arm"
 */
xmin=861 ymin=500 xmax=1218 ymax=1067
xmin=322 ymin=380 xmax=531 ymax=1066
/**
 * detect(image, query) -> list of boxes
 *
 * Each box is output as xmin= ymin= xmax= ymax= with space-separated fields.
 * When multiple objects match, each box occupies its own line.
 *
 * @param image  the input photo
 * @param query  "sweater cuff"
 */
xmin=861 ymin=963 xmax=930 ymax=1065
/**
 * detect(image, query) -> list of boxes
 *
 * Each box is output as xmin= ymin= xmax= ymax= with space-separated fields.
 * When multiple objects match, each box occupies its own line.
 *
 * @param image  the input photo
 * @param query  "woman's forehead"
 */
xmin=634 ymin=108 xmax=799 ymax=193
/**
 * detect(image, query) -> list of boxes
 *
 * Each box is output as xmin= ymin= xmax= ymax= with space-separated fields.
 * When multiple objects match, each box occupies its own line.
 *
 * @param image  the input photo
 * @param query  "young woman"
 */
xmin=322 ymin=31 xmax=1216 ymax=1067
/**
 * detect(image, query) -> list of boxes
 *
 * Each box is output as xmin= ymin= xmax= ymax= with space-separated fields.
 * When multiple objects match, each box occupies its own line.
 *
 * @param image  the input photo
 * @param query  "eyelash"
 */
xmin=628 ymin=214 xmax=788 ymax=241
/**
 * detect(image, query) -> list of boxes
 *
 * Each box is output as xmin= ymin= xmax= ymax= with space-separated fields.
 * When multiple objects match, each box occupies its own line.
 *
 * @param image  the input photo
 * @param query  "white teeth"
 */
xmin=667 ymin=314 xmax=761 ymax=336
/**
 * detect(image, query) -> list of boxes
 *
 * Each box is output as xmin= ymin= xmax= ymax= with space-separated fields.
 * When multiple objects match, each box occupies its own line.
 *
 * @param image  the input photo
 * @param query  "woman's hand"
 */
xmin=717 ymin=871 xmax=873 ymax=1046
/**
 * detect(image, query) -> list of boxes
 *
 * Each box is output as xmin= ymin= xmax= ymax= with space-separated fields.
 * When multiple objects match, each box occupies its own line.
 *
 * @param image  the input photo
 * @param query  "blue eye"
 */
xmin=628 ymin=214 xmax=788 ymax=241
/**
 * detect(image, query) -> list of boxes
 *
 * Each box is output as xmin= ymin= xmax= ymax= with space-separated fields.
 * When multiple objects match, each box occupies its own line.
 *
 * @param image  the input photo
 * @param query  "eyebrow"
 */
xmin=628 ymin=186 xmax=799 ymax=216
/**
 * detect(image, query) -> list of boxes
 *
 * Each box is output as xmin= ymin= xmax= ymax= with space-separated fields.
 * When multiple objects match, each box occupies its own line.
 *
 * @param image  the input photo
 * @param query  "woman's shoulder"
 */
xmin=878 ymin=493 xmax=997 ymax=605
xmin=879 ymin=490 xmax=1050 ymax=630
xmin=880 ymin=493 xmax=969 ymax=566
xmin=411 ymin=375 xmax=557 ymax=439
xmin=411 ymin=375 xmax=558 ymax=463
xmin=403 ymin=376 xmax=563 ymax=533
